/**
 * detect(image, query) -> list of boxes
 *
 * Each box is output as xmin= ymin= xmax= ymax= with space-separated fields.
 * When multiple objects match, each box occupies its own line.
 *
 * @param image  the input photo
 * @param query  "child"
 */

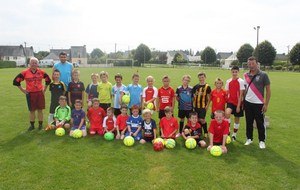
xmin=48 ymin=69 xmax=66 ymax=125
xmin=176 ymin=75 xmax=193 ymax=135
xmin=157 ymin=75 xmax=175 ymax=119
xmin=225 ymin=66 xmax=245 ymax=141
xmin=192 ymin=72 xmax=211 ymax=137
xmin=85 ymin=73 xmax=99 ymax=108
xmin=111 ymin=73 xmax=126 ymax=116
xmin=140 ymin=109 xmax=157 ymax=144
xmin=87 ymin=98 xmax=106 ymax=135
xmin=97 ymin=71 xmax=112 ymax=112
xmin=207 ymin=110 xmax=229 ymax=153
xmin=125 ymin=105 xmax=143 ymax=141
xmin=68 ymin=69 xmax=85 ymax=109
xmin=124 ymin=73 xmax=142 ymax=114
xmin=50 ymin=96 xmax=71 ymax=129
xmin=182 ymin=112 xmax=206 ymax=148
xmin=207 ymin=78 xmax=227 ymax=119
xmin=103 ymin=107 xmax=117 ymax=134
xmin=142 ymin=76 xmax=158 ymax=111
xmin=70 ymin=100 xmax=87 ymax=137
xmin=159 ymin=106 xmax=179 ymax=139
xmin=116 ymin=104 xmax=129 ymax=140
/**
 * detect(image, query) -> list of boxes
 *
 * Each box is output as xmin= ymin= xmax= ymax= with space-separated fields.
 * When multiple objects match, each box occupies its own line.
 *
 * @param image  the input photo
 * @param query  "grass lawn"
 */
xmin=0 ymin=67 xmax=299 ymax=190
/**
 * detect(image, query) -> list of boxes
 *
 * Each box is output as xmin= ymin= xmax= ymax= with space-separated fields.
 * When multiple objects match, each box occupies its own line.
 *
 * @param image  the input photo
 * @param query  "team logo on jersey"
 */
xmin=255 ymin=76 xmax=260 ymax=82
xmin=77 ymin=84 xmax=80 ymax=88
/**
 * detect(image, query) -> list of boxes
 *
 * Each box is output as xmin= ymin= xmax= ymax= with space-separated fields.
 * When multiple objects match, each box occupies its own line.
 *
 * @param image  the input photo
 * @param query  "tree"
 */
xmin=253 ymin=40 xmax=276 ymax=66
xmin=34 ymin=51 xmax=49 ymax=60
xmin=134 ymin=43 xmax=151 ymax=65
xmin=201 ymin=47 xmax=216 ymax=64
xmin=236 ymin=43 xmax=254 ymax=64
xmin=195 ymin=51 xmax=201 ymax=56
xmin=289 ymin=43 xmax=300 ymax=65
xmin=173 ymin=53 xmax=184 ymax=63
xmin=90 ymin=48 xmax=104 ymax=59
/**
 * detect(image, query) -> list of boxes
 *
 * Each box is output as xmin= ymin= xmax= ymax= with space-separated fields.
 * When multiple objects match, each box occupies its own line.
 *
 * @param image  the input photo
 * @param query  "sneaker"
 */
xmin=244 ymin=139 xmax=253 ymax=145
xmin=38 ymin=125 xmax=43 ymax=130
xmin=204 ymin=133 xmax=208 ymax=138
xmin=259 ymin=141 xmax=266 ymax=149
xmin=27 ymin=126 xmax=35 ymax=131
xmin=231 ymin=135 xmax=236 ymax=142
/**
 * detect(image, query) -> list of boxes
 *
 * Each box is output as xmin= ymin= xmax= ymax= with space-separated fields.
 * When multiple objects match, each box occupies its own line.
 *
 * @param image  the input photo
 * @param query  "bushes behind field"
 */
xmin=0 ymin=61 xmax=16 ymax=68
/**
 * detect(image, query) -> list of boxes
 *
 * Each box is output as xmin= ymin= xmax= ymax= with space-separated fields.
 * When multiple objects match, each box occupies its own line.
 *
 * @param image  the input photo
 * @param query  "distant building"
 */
xmin=166 ymin=51 xmax=189 ymax=64
xmin=0 ymin=45 xmax=34 ymax=66
xmin=50 ymin=45 xmax=87 ymax=66
xmin=40 ymin=52 xmax=59 ymax=67
xmin=216 ymin=52 xmax=233 ymax=60
xmin=275 ymin=53 xmax=287 ymax=61
xmin=223 ymin=53 xmax=237 ymax=69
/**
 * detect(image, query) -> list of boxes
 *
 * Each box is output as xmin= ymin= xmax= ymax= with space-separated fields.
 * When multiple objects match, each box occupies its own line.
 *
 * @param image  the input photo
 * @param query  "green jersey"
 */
xmin=54 ymin=105 xmax=71 ymax=121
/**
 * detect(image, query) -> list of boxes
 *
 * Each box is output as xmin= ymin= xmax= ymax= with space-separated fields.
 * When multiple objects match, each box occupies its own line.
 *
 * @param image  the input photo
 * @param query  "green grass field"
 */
xmin=0 ymin=67 xmax=299 ymax=190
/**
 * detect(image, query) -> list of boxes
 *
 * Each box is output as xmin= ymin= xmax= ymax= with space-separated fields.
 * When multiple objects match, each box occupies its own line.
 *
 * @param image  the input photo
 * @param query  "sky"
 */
xmin=0 ymin=0 xmax=299 ymax=54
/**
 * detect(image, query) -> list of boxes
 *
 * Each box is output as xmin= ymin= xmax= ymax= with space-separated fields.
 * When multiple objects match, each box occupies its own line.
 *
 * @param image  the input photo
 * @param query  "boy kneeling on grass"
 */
xmin=207 ymin=110 xmax=229 ymax=153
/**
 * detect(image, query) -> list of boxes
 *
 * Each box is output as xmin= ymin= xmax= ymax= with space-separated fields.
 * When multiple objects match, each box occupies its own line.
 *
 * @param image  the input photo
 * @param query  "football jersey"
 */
xmin=85 ymin=83 xmax=99 ymax=100
xmin=126 ymin=115 xmax=143 ymax=133
xmin=103 ymin=116 xmax=116 ymax=131
xmin=68 ymin=81 xmax=85 ymax=103
xmin=97 ymin=82 xmax=112 ymax=104
xmin=159 ymin=117 xmax=178 ymax=138
xmin=225 ymin=78 xmax=245 ymax=106
xmin=157 ymin=86 xmax=175 ymax=110
xmin=116 ymin=114 xmax=129 ymax=131
xmin=192 ymin=83 xmax=211 ymax=109
xmin=125 ymin=84 xmax=143 ymax=108
xmin=142 ymin=119 xmax=157 ymax=138
xmin=176 ymin=85 xmax=193 ymax=110
xmin=112 ymin=84 xmax=127 ymax=109
xmin=87 ymin=107 xmax=106 ymax=129
xmin=210 ymin=89 xmax=227 ymax=112
xmin=184 ymin=121 xmax=202 ymax=137
xmin=54 ymin=105 xmax=71 ymax=121
xmin=71 ymin=109 xmax=86 ymax=126
xmin=208 ymin=119 xmax=229 ymax=143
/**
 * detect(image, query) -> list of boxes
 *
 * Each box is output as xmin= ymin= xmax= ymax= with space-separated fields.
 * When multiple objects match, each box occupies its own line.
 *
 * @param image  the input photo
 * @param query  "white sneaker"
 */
xmin=259 ymin=141 xmax=266 ymax=149
xmin=244 ymin=139 xmax=253 ymax=145
xmin=231 ymin=134 xmax=236 ymax=141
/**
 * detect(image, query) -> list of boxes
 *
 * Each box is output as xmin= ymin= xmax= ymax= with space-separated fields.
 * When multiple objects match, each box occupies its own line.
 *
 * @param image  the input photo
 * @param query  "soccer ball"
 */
xmin=72 ymin=129 xmax=83 ymax=139
xmin=153 ymin=141 xmax=164 ymax=151
xmin=226 ymin=136 xmax=231 ymax=144
xmin=185 ymin=138 xmax=197 ymax=149
xmin=123 ymin=136 xmax=135 ymax=146
xmin=146 ymin=102 xmax=154 ymax=109
xmin=104 ymin=132 xmax=114 ymax=141
xmin=210 ymin=146 xmax=223 ymax=156
xmin=122 ymin=95 xmax=130 ymax=104
xmin=153 ymin=138 xmax=165 ymax=145
xmin=55 ymin=128 xmax=65 ymax=136
xmin=165 ymin=139 xmax=176 ymax=149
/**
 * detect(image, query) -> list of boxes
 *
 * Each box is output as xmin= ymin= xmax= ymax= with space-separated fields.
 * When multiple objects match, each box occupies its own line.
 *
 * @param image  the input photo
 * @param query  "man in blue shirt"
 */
xmin=52 ymin=52 xmax=73 ymax=90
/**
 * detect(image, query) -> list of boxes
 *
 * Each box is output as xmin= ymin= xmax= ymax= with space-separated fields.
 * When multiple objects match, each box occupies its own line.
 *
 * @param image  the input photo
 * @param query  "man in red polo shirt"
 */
xmin=13 ymin=57 xmax=51 ymax=131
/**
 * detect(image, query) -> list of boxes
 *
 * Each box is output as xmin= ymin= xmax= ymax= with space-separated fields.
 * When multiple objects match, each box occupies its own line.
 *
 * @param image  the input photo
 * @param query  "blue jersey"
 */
xmin=126 ymin=115 xmax=143 ymax=133
xmin=112 ymin=84 xmax=127 ymax=109
xmin=176 ymin=85 xmax=193 ymax=110
xmin=71 ymin=109 xmax=86 ymax=126
xmin=54 ymin=62 xmax=73 ymax=89
xmin=85 ymin=83 xmax=99 ymax=101
xmin=125 ymin=84 xmax=143 ymax=108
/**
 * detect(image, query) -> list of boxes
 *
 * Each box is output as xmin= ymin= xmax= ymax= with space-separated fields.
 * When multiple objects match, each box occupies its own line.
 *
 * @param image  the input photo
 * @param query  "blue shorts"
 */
xmin=125 ymin=131 xmax=142 ymax=141
xmin=71 ymin=125 xmax=86 ymax=130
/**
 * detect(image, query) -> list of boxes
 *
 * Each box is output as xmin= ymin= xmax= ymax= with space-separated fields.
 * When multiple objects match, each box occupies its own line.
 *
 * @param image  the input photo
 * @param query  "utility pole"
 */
xmin=287 ymin=45 xmax=290 ymax=64
xmin=24 ymin=42 xmax=27 ymax=67
xmin=254 ymin=26 xmax=260 ymax=47
xmin=115 ymin=43 xmax=117 ymax=59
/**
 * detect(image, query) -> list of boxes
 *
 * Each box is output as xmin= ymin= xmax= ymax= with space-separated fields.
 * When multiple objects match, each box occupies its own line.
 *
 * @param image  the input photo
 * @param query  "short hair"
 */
xmin=59 ymin=52 xmax=67 ymax=56
xmin=142 ymin=108 xmax=152 ymax=115
xmin=164 ymin=106 xmax=172 ymax=113
xmin=73 ymin=69 xmax=80 ymax=75
xmin=100 ymin=71 xmax=108 ymax=78
xmin=146 ymin=75 xmax=155 ymax=82
xmin=215 ymin=77 xmax=223 ymax=84
xmin=189 ymin=112 xmax=198 ymax=118
xmin=59 ymin=95 xmax=67 ymax=101
xmin=132 ymin=73 xmax=139 ymax=79
xmin=92 ymin=98 xmax=99 ymax=103
xmin=120 ymin=104 xmax=128 ymax=110
xmin=107 ymin=107 xmax=114 ymax=113
xmin=182 ymin=75 xmax=191 ymax=81
xmin=248 ymin=56 xmax=257 ymax=62
xmin=131 ymin=105 xmax=139 ymax=111
xmin=91 ymin=73 xmax=99 ymax=78
xmin=75 ymin=99 xmax=82 ymax=105
xmin=162 ymin=75 xmax=170 ymax=80
xmin=231 ymin=65 xmax=239 ymax=71
xmin=115 ymin=73 xmax=123 ymax=80
xmin=198 ymin=72 xmax=206 ymax=77
xmin=53 ymin=69 xmax=60 ymax=73
xmin=214 ymin=110 xmax=225 ymax=116
xmin=30 ymin=57 xmax=39 ymax=64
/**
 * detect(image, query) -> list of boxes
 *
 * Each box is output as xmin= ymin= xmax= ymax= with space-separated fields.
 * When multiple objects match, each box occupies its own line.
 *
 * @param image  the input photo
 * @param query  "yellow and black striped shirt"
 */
xmin=192 ymin=83 xmax=211 ymax=109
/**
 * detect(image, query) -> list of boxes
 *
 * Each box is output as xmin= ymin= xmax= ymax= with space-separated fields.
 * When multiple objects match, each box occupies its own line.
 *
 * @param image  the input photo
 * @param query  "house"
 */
xmin=275 ymin=53 xmax=287 ymax=61
xmin=0 ymin=45 xmax=34 ymax=66
xmin=223 ymin=53 xmax=237 ymax=69
xmin=216 ymin=52 xmax=233 ymax=60
xmin=166 ymin=51 xmax=189 ymax=64
xmin=40 ymin=52 xmax=59 ymax=67
xmin=187 ymin=55 xmax=201 ymax=62
xmin=50 ymin=45 xmax=87 ymax=66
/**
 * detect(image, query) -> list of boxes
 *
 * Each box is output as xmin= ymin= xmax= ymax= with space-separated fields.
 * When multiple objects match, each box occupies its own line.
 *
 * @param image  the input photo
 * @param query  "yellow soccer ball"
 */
xmin=210 ymin=146 xmax=223 ymax=156
xmin=123 ymin=136 xmax=135 ymax=146
xmin=146 ymin=102 xmax=154 ymax=110
xmin=185 ymin=138 xmax=197 ymax=149
xmin=165 ymin=139 xmax=176 ymax=149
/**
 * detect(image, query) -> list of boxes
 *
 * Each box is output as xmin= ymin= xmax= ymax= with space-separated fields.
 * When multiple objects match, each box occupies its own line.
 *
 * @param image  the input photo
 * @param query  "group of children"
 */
xmin=47 ymin=66 xmax=246 ymax=153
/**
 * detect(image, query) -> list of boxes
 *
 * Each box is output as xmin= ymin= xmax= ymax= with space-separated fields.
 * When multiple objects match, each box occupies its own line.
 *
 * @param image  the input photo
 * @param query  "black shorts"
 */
xmin=178 ymin=110 xmax=192 ymax=119
xmin=227 ymin=103 xmax=244 ymax=117
xmin=194 ymin=108 xmax=207 ymax=119
xmin=143 ymin=137 xmax=154 ymax=142
xmin=100 ymin=103 xmax=111 ymax=112
xmin=213 ymin=142 xmax=222 ymax=146
xmin=114 ymin=108 xmax=121 ymax=116
xmin=159 ymin=110 xmax=166 ymax=119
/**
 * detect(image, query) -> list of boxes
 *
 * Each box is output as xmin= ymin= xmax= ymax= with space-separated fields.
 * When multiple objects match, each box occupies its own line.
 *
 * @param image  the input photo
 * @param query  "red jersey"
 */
xmin=142 ymin=86 xmax=158 ymax=110
xmin=103 ymin=116 xmax=116 ymax=131
xmin=225 ymin=78 xmax=245 ymax=106
xmin=13 ymin=68 xmax=51 ymax=92
xmin=210 ymin=89 xmax=227 ymax=113
xmin=157 ymin=86 xmax=175 ymax=110
xmin=116 ymin=114 xmax=129 ymax=130
xmin=87 ymin=107 xmax=106 ymax=129
xmin=208 ymin=119 xmax=229 ymax=143
xmin=159 ymin=116 xmax=178 ymax=138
